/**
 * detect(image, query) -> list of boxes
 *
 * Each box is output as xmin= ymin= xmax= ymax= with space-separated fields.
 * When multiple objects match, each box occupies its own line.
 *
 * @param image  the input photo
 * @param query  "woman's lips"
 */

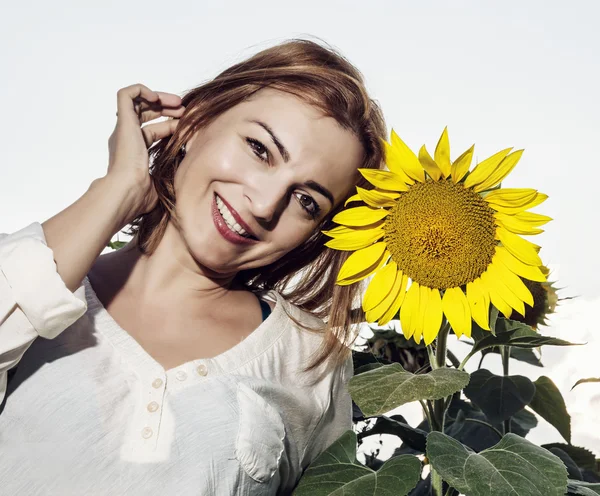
xmin=216 ymin=194 xmax=258 ymax=238
xmin=212 ymin=195 xmax=258 ymax=245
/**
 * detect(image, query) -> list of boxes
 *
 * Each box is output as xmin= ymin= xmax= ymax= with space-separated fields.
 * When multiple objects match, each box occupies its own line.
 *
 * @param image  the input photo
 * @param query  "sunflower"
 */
xmin=509 ymin=265 xmax=561 ymax=330
xmin=323 ymin=128 xmax=551 ymax=345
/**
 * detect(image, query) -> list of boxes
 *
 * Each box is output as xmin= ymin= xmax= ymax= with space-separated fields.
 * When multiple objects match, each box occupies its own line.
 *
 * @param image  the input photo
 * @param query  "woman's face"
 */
xmin=173 ymin=88 xmax=365 ymax=275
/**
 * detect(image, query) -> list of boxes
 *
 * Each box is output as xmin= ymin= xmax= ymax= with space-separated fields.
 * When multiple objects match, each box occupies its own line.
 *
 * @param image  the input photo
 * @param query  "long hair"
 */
xmin=123 ymin=38 xmax=387 ymax=376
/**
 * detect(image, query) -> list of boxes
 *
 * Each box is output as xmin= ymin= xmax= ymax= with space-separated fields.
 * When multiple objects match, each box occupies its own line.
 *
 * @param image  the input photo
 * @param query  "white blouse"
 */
xmin=0 ymin=222 xmax=354 ymax=496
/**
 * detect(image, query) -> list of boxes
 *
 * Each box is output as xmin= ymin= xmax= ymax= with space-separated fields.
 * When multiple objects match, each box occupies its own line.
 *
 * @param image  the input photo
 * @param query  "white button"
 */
xmin=175 ymin=371 xmax=187 ymax=381
xmin=141 ymin=427 xmax=153 ymax=439
xmin=147 ymin=401 xmax=159 ymax=413
xmin=196 ymin=364 xmax=208 ymax=376
xmin=152 ymin=378 xmax=163 ymax=388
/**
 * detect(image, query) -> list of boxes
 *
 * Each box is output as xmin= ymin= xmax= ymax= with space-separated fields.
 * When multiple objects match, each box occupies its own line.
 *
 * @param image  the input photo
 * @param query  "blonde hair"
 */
xmin=124 ymin=38 xmax=387 ymax=376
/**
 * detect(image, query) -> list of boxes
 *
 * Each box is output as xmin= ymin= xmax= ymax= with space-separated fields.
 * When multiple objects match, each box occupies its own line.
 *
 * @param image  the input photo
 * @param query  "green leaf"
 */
xmin=107 ymin=240 xmax=127 ymax=250
xmin=571 ymin=378 xmax=600 ymax=391
xmin=566 ymin=480 xmax=600 ymax=495
xmin=426 ymin=432 xmax=568 ymax=496
xmin=528 ymin=376 xmax=571 ymax=443
xmin=471 ymin=319 xmax=581 ymax=355
xmin=541 ymin=443 xmax=598 ymax=472
xmin=484 ymin=346 xmax=544 ymax=367
xmin=547 ymin=447 xmax=583 ymax=481
xmin=293 ymin=430 xmax=421 ymax=496
xmin=358 ymin=415 xmax=428 ymax=452
xmin=510 ymin=408 xmax=538 ymax=436
xmin=348 ymin=363 xmax=470 ymax=417
xmin=355 ymin=363 xmax=386 ymax=375
xmin=463 ymin=369 xmax=536 ymax=424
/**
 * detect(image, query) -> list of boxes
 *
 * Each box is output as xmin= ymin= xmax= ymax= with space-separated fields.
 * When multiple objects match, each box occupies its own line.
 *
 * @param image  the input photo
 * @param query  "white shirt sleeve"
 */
xmin=0 ymin=222 xmax=88 ymax=404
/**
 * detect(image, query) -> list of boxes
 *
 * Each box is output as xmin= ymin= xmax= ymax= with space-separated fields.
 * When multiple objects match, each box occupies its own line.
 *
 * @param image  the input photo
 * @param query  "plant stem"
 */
xmin=419 ymin=400 xmax=433 ymax=430
xmin=446 ymin=349 xmax=461 ymax=369
xmin=458 ymin=348 xmax=476 ymax=371
xmin=432 ymin=469 xmax=444 ymax=496
xmin=431 ymin=320 xmax=452 ymax=496
xmin=427 ymin=344 xmax=438 ymax=370
xmin=501 ymin=346 xmax=511 ymax=434
xmin=464 ymin=418 xmax=503 ymax=439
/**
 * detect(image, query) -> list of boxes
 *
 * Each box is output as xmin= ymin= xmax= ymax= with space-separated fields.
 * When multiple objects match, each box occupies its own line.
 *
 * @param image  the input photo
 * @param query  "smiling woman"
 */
xmin=0 ymin=38 xmax=386 ymax=495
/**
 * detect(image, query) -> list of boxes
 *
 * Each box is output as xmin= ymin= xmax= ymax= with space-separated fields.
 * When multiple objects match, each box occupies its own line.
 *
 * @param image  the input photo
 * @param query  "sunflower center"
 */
xmin=383 ymin=178 xmax=497 ymax=289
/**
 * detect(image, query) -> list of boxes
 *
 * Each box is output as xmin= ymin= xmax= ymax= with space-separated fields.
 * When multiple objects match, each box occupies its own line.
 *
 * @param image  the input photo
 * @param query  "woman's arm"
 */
xmin=41 ymin=175 xmax=142 ymax=293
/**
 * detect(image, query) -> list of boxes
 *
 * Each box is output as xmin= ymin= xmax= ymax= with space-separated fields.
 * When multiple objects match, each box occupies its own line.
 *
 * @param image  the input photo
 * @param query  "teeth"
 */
xmin=215 ymin=195 xmax=251 ymax=237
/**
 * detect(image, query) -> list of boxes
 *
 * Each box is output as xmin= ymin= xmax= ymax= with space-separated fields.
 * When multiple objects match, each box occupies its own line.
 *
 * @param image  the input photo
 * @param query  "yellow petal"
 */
xmin=333 ymin=206 xmax=389 ymax=227
xmin=322 ymin=221 xmax=385 ymax=238
xmin=344 ymin=193 xmax=362 ymax=206
xmin=442 ymin=287 xmax=472 ymax=338
xmin=383 ymin=140 xmax=416 ymax=184
xmin=494 ymin=211 xmax=544 ymax=235
xmin=484 ymin=188 xmax=538 ymax=209
xmin=389 ymin=129 xmax=426 ymax=182
xmin=337 ymin=242 xmax=387 ymax=285
xmin=366 ymin=267 xmax=403 ymax=323
xmin=450 ymin=145 xmax=474 ymax=183
xmin=356 ymin=187 xmax=400 ymax=208
xmin=473 ymin=150 xmax=524 ymax=193
xmin=358 ymin=169 xmax=410 ymax=192
xmin=463 ymin=148 xmax=513 ymax=190
xmin=325 ymin=228 xmax=385 ymax=251
xmin=400 ymin=281 xmax=420 ymax=340
xmin=414 ymin=284 xmax=430 ymax=344
xmin=339 ymin=250 xmax=390 ymax=286
xmin=513 ymin=211 xmax=553 ymax=227
xmin=487 ymin=258 xmax=534 ymax=307
xmin=434 ymin=127 xmax=452 ymax=178
xmin=362 ymin=261 xmax=397 ymax=312
xmin=480 ymin=269 xmax=522 ymax=318
xmin=419 ymin=145 xmax=442 ymax=181
xmin=493 ymin=246 xmax=546 ymax=282
xmin=423 ymin=288 xmax=443 ymax=345
xmin=495 ymin=227 xmax=542 ymax=266
xmin=466 ymin=278 xmax=490 ymax=330
xmin=487 ymin=191 xmax=548 ymax=215
xmin=523 ymin=193 xmax=548 ymax=211
xmin=378 ymin=272 xmax=409 ymax=326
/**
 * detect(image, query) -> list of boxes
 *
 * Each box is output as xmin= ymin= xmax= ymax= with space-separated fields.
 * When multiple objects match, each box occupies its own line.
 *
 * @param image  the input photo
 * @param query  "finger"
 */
xmin=132 ymin=91 xmax=184 ymax=116
xmin=139 ymin=104 xmax=186 ymax=124
xmin=116 ymin=83 xmax=160 ymax=121
xmin=153 ymin=91 xmax=183 ymax=108
xmin=140 ymin=119 xmax=180 ymax=148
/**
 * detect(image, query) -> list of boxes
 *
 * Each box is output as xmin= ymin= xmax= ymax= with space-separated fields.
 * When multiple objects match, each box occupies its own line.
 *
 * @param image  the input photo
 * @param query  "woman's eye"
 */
xmin=246 ymin=138 xmax=269 ymax=163
xmin=294 ymin=192 xmax=321 ymax=219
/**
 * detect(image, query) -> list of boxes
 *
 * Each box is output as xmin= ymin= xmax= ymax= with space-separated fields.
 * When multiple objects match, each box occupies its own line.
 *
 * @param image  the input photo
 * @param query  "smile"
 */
xmin=212 ymin=194 xmax=259 ymax=245
xmin=216 ymin=195 xmax=251 ymax=237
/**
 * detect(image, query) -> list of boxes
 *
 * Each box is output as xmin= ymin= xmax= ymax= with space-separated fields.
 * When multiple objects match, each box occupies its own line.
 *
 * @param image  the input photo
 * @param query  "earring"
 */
xmin=180 ymin=143 xmax=187 ymax=157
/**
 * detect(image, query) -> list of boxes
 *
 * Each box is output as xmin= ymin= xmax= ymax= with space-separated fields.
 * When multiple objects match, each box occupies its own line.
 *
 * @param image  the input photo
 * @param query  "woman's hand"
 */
xmin=106 ymin=83 xmax=185 ymax=216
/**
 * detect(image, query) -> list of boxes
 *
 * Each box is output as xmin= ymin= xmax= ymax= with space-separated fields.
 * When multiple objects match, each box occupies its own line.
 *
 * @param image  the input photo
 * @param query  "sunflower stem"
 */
xmin=419 ymin=400 xmax=433 ymax=430
xmin=427 ymin=345 xmax=438 ymax=370
xmin=430 ymin=319 xmax=451 ymax=496
xmin=501 ymin=345 xmax=511 ymax=434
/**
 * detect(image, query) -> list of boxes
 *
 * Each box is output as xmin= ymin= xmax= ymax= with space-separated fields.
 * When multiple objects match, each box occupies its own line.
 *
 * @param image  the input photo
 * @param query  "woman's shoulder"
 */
xmin=262 ymin=289 xmax=326 ymax=333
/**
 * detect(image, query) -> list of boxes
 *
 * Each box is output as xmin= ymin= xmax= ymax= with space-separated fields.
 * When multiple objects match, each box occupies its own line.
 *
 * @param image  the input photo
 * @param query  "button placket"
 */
xmin=137 ymin=374 xmax=166 ymax=446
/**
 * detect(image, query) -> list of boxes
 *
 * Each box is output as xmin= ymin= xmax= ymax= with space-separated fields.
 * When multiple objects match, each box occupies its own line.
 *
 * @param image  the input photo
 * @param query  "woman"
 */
xmin=0 ymin=38 xmax=386 ymax=494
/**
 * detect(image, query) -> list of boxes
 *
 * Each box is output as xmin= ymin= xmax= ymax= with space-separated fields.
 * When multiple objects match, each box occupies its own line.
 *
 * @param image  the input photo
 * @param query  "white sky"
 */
xmin=1 ymin=0 xmax=598 ymax=457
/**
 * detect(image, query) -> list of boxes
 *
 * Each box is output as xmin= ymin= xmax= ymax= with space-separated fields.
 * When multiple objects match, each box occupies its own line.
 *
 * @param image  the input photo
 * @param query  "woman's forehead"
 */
xmin=234 ymin=89 xmax=364 ymax=201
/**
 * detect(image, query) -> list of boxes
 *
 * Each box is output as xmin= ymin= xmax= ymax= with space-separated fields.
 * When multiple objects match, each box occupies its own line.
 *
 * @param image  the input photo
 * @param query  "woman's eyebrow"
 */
xmin=247 ymin=119 xmax=334 ymax=205
xmin=305 ymin=180 xmax=334 ymax=205
xmin=248 ymin=119 xmax=290 ymax=163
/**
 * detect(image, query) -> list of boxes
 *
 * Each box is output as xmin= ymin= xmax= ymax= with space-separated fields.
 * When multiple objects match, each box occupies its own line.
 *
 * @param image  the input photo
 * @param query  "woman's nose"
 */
xmin=246 ymin=184 xmax=288 ymax=225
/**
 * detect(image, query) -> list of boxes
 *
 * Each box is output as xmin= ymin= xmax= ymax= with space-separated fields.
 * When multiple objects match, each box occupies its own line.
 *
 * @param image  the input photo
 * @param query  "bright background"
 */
xmin=2 ymin=0 xmax=598 ymax=458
